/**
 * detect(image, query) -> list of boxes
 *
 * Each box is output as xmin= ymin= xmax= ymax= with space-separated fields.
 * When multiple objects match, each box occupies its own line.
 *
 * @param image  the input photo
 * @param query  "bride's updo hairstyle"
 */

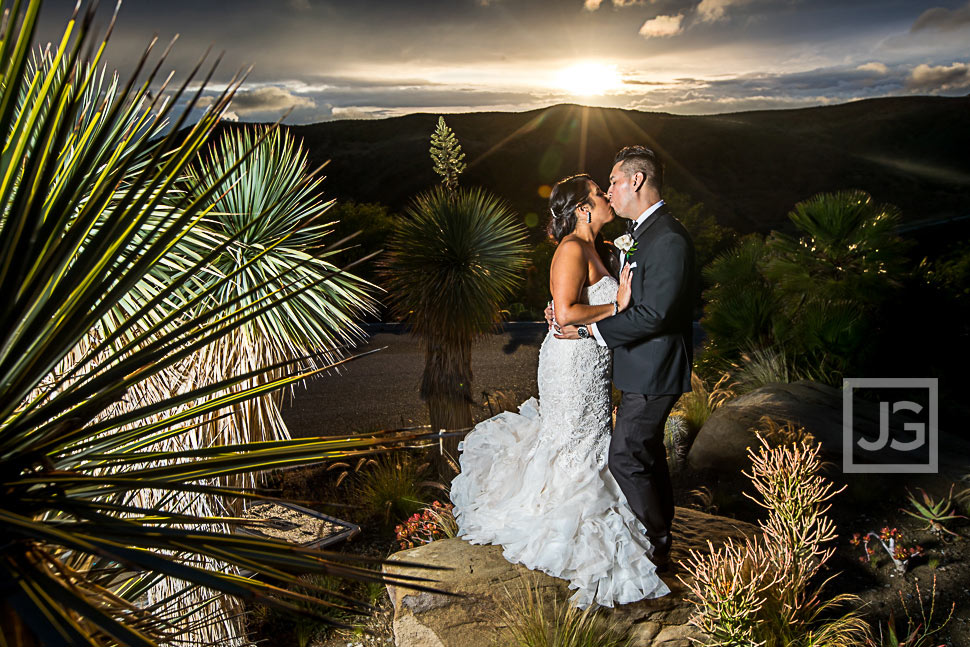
xmin=547 ymin=174 xmax=593 ymax=242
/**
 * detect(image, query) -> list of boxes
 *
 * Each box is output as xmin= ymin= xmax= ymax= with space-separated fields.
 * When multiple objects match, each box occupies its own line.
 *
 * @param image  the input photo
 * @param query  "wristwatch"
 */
xmin=577 ymin=324 xmax=590 ymax=339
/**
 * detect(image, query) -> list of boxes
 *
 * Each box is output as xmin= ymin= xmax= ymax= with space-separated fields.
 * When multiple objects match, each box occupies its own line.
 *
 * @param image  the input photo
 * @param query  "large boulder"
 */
xmin=688 ymin=380 xmax=969 ymax=477
xmin=383 ymin=508 xmax=758 ymax=647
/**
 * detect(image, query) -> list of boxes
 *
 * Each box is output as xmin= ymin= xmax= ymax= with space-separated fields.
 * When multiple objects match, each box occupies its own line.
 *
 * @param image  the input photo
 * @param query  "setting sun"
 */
xmin=554 ymin=62 xmax=622 ymax=96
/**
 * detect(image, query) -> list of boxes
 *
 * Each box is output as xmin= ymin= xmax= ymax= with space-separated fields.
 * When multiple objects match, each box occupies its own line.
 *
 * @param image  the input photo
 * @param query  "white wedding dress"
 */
xmin=450 ymin=276 xmax=670 ymax=608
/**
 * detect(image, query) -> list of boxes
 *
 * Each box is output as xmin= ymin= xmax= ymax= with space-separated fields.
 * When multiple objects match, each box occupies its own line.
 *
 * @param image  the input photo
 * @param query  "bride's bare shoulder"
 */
xmin=550 ymin=237 xmax=589 ymax=286
xmin=551 ymin=236 xmax=584 ymax=261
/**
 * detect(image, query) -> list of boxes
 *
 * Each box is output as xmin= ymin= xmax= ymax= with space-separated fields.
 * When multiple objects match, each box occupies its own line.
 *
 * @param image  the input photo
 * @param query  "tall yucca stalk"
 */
xmin=0 ymin=3 xmax=435 ymax=645
xmin=381 ymin=186 xmax=528 ymax=475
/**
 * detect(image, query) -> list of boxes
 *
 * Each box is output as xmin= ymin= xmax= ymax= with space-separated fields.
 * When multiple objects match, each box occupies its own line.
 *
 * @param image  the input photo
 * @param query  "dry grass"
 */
xmin=499 ymin=585 xmax=631 ymax=647
xmin=686 ymin=486 xmax=718 ymax=515
xmin=673 ymin=372 xmax=736 ymax=450
xmin=733 ymin=345 xmax=792 ymax=392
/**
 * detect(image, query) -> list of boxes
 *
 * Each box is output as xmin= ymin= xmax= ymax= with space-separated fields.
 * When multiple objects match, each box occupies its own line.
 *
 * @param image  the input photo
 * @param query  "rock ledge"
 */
xmin=384 ymin=507 xmax=758 ymax=647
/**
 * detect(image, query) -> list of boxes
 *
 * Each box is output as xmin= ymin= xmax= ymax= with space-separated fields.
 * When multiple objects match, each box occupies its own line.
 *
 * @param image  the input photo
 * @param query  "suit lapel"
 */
xmin=632 ymin=207 xmax=668 ymax=242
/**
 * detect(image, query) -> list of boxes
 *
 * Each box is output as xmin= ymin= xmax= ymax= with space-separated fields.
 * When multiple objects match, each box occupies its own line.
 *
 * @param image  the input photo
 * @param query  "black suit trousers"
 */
xmin=609 ymin=391 xmax=678 ymax=547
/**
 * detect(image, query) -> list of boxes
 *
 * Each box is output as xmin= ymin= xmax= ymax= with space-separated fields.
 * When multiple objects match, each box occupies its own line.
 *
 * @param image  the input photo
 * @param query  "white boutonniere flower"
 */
xmin=614 ymin=234 xmax=637 ymax=260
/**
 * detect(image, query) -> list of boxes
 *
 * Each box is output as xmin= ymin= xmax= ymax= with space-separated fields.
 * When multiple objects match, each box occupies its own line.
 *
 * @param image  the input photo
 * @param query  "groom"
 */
xmin=551 ymin=145 xmax=696 ymax=571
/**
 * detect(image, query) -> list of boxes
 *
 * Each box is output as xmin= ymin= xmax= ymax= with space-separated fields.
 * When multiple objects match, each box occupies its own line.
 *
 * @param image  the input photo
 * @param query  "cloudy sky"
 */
xmin=35 ymin=0 xmax=970 ymax=123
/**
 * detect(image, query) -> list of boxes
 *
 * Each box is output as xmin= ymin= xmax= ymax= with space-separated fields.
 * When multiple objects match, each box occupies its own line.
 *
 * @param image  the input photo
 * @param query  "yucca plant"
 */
xmin=380 ymin=185 xmax=528 ymax=476
xmin=124 ymin=125 xmax=378 ymax=644
xmin=14 ymin=17 xmax=382 ymax=647
xmin=0 ymin=3 xmax=437 ymax=645
xmin=180 ymin=125 xmax=378 ymax=487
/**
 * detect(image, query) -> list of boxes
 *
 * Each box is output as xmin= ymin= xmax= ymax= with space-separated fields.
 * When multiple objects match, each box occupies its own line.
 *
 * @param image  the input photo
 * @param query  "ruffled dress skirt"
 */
xmin=451 ymin=281 xmax=670 ymax=608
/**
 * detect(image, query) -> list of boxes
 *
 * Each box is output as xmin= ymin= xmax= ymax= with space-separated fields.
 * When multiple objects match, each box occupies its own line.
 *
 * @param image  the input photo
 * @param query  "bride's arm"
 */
xmin=550 ymin=240 xmax=615 ymax=326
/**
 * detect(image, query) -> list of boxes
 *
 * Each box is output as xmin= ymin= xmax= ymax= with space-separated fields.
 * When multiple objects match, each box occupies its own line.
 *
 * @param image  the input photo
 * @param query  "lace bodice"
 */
xmin=583 ymin=274 xmax=620 ymax=308
xmin=537 ymin=275 xmax=617 ymax=472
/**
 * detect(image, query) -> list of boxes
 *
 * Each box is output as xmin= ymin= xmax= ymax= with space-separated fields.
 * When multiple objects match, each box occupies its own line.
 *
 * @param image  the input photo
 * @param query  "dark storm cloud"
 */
xmin=622 ymin=63 xmax=936 ymax=114
xmin=217 ymin=87 xmax=316 ymax=117
xmin=911 ymin=2 xmax=970 ymax=31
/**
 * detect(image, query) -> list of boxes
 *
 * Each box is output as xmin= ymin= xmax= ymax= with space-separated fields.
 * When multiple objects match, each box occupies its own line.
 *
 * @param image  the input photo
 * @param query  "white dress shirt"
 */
xmin=589 ymin=200 xmax=664 ymax=346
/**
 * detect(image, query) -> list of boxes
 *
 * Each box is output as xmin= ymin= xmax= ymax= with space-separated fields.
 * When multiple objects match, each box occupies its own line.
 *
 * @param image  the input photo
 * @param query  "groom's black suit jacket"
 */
xmin=597 ymin=206 xmax=696 ymax=395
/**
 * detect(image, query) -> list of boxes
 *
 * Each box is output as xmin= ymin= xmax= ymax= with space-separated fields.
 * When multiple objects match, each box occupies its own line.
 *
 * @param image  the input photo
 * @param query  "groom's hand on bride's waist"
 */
xmin=544 ymin=302 xmax=556 ymax=329
xmin=554 ymin=324 xmax=585 ymax=340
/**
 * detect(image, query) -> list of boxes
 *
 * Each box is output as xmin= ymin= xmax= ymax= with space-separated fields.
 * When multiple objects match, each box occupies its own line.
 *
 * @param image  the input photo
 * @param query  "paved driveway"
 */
xmin=281 ymin=324 xmax=547 ymax=438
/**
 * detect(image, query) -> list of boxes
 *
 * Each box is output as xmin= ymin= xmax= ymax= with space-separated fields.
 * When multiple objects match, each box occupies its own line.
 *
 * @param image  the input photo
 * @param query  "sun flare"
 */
xmin=554 ymin=62 xmax=622 ymax=96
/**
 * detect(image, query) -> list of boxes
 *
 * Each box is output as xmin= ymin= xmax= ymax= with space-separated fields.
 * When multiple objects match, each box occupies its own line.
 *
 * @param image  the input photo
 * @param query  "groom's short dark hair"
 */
xmin=614 ymin=145 xmax=663 ymax=193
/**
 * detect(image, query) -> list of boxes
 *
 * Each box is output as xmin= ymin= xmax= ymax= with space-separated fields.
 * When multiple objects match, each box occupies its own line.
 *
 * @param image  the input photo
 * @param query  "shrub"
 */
xmin=700 ymin=191 xmax=912 ymax=385
xmin=679 ymin=435 xmax=872 ymax=647
xmin=354 ymin=453 xmax=431 ymax=525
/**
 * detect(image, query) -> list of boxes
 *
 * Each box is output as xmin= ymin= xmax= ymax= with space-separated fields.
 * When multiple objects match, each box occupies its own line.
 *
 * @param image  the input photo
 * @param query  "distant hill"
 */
xmin=257 ymin=97 xmax=970 ymax=235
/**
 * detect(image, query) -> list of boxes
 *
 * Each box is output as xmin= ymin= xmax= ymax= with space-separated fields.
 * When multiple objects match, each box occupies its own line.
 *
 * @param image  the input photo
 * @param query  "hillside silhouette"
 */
xmin=274 ymin=96 xmax=969 ymax=235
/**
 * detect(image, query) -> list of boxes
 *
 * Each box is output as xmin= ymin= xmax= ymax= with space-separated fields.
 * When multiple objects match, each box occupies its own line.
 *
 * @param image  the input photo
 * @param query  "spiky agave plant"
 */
xmin=180 ymin=125 xmax=378 ymax=466
xmin=0 ymin=2 xmax=436 ymax=645
xmin=145 ymin=126 xmax=379 ymax=644
xmin=380 ymin=186 xmax=528 ymax=476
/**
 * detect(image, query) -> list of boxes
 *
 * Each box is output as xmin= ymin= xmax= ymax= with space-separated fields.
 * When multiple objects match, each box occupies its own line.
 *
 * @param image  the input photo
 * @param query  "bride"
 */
xmin=450 ymin=174 xmax=671 ymax=608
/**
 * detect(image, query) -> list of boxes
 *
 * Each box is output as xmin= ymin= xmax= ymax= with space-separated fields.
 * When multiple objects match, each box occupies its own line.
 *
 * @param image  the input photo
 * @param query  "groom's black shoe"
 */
xmin=650 ymin=533 xmax=673 ymax=573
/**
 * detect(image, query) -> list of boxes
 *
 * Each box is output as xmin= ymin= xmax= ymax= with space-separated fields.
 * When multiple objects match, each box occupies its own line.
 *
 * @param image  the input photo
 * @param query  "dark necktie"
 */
xmin=626 ymin=219 xmax=636 ymax=235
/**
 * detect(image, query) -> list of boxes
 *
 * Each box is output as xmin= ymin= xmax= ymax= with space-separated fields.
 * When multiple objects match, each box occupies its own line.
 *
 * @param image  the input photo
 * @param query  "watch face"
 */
xmin=578 ymin=326 xmax=589 ymax=339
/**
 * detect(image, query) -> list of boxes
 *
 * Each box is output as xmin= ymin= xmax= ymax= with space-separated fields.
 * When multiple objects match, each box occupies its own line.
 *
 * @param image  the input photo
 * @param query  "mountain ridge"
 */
xmin=238 ymin=96 xmax=969 ymax=235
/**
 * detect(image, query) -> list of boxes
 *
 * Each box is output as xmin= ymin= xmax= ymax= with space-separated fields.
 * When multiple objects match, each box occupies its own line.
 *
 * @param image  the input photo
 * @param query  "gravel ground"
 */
xmin=281 ymin=324 xmax=548 ymax=438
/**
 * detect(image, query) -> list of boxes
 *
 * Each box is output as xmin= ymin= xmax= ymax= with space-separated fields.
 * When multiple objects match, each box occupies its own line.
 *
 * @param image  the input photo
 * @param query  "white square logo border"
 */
xmin=842 ymin=377 xmax=938 ymax=474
